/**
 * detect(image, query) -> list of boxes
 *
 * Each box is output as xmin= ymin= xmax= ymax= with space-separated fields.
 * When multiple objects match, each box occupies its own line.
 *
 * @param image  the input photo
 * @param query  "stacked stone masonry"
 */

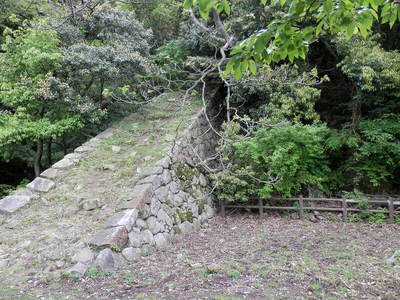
xmin=0 ymin=131 xmax=108 ymax=215
xmin=0 ymin=94 xmax=221 ymax=274
xmin=68 ymin=101 xmax=222 ymax=274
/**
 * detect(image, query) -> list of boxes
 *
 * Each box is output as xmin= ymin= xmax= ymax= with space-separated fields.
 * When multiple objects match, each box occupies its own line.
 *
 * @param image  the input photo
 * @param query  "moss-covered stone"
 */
xmin=198 ymin=200 xmax=206 ymax=215
xmin=173 ymin=226 xmax=182 ymax=234
xmin=186 ymin=209 xmax=194 ymax=223
xmin=172 ymin=212 xmax=180 ymax=224
xmin=173 ymin=162 xmax=199 ymax=192
xmin=175 ymin=210 xmax=186 ymax=223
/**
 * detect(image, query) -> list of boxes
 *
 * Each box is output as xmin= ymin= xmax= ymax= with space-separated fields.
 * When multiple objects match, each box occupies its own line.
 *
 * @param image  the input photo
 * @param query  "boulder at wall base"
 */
xmin=88 ymin=226 xmax=128 ymax=249
xmin=122 ymin=247 xmax=141 ymax=262
xmin=68 ymin=262 xmax=88 ymax=276
xmin=154 ymin=233 xmax=168 ymax=248
xmin=179 ymin=221 xmax=194 ymax=235
xmin=72 ymin=248 xmax=95 ymax=264
xmin=93 ymin=248 xmax=126 ymax=271
xmin=146 ymin=216 xmax=164 ymax=235
xmin=0 ymin=195 xmax=31 ymax=214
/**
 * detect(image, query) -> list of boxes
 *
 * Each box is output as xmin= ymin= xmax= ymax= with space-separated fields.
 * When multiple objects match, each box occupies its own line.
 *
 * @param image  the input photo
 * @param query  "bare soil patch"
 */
xmin=3 ymin=215 xmax=399 ymax=299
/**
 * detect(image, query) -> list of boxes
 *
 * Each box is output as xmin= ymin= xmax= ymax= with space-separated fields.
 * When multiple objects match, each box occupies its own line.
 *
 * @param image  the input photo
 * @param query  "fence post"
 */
xmin=259 ymin=198 xmax=263 ymax=216
xmin=299 ymin=195 xmax=304 ymax=220
xmin=388 ymin=198 xmax=394 ymax=224
xmin=342 ymin=198 xmax=347 ymax=222
xmin=220 ymin=199 xmax=226 ymax=217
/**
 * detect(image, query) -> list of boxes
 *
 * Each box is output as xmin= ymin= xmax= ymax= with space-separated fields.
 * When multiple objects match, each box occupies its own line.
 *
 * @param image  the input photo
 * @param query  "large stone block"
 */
xmin=140 ymin=229 xmax=155 ymax=246
xmin=68 ymin=262 xmax=88 ymax=276
xmin=72 ymin=248 xmax=95 ymax=264
xmin=118 ymin=184 xmax=153 ymax=211
xmin=154 ymin=186 xmax=169 ymax=203
xmin=169 ymin=181 xmax=180 ymax=194
xmin=52 ymin=158 xmax=74 ymax=169
xmin=105 ymin=209 xmax=138 ymax=231
xmin=88 ymin=226 xmax=128 ymax=249
xmin=27 ymin=177 xmax=55 ymax=193
xmin=93 ymin=248 xmax=125 ymax=271
xmin=179 ymin=221 xmax=194 ymax=235
xmin=139 ymin=175 xmax=162 ymax=190
xmin=64 ymin=153 xmax=81 ymax=162
xmin=205 ymin=205 xmax=215 ymax=219
xmin=122 ymin=247 xmax=141 ymax=262
xmin=161 ymin=170 xmax=172 ymax=186
xmin=0 ymin=195 xmax=31 ymax=214
xmin=128 ymin=231 xmax=143 ymax=248
xmin=150 ymin=199 xmax=161 ymax=216
xmin=157 ymin=209 xmax=173 ymax=228
xmin=40 ymin=168 xmax=60 ymax=180
xmin=135 ymin=218 xmax=147 ymax=230
xmin=74 ymin=144 xmax=93 ymax=153
xmin=155 ymin=156 xmax=171 ymax=169
xmin=138 ymin=167 xmax=163 ymax=179
xmin=146 ymin=216 xmax=164 ymax=235
xmin=96 ymin=129 xmax=114 ymax=139
xmin=154 ymin=233 xmax=168 ymax=248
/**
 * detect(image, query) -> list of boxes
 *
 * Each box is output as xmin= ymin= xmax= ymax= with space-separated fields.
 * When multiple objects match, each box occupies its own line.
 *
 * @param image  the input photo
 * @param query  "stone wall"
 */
xmin=69 ymin=98 xmax=222 ymax=274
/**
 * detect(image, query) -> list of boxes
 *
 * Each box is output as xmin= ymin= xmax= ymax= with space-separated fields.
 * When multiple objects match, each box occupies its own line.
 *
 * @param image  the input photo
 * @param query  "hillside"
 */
xmin=0 ymin=92 xmax=215 ymax=293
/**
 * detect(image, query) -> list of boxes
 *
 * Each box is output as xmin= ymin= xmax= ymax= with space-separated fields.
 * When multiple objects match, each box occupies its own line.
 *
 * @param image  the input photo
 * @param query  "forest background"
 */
xmin=0 ymin=0 xmax=399 ymax=203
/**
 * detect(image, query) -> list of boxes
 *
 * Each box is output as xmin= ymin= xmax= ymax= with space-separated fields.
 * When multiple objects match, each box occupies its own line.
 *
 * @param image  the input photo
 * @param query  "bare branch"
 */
xmin=189 ymin=10 xmax=226 ymax=44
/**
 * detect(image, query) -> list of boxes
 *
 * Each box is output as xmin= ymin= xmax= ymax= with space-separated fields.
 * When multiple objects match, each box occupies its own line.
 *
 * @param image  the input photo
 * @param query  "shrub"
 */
xmin=213 ymin=123 xmax=333 ymax=203
xmin=327 ymin=115 xmax=400 ymax=191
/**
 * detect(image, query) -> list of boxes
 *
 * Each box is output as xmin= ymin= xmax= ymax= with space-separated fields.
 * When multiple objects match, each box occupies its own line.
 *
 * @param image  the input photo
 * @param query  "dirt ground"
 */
xmin=2 ymin=214 xmax=399 ymax=300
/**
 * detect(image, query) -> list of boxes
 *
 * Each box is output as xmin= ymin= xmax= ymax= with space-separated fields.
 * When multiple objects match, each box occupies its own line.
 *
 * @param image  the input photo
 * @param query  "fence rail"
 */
xmin=220 ymin=196 xmax=400 ymax=223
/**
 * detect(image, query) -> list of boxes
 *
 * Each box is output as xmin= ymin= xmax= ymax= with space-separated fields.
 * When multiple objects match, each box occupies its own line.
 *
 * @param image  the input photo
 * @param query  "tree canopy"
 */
xmin=0 ymin=0 xmax=399 ymax=198
xmin=184 ymin=0 xmax=400 ymax=78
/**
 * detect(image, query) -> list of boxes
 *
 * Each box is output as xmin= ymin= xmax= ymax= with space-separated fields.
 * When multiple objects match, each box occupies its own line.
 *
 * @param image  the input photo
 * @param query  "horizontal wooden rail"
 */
xmin=220 ymin=196 xmax=400 ymax=223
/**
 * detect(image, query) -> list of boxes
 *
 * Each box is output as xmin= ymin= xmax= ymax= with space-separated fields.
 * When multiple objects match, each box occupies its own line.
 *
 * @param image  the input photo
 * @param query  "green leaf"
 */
xmin=323 ymin=0 xmax=333 ymax=15
xmin=234 ymin=65 xmax=242 ymax=80
xmin=248 ymin=60 xmax=257 ymax=75
xmin=358 ymin=23 xmax=368 ymax=38
xmin=222 ymin=0 xmax=231 ymax=15
xmin=183 ymin=0 xmax=194 ymax=10
xmin=345 ymin=23 xmax=356 ymax=39
xmin=389 ymin=10 xmax=397 ymax=28
xmin=199 ymin=0 xmax=214 ymax=20
xmin=224 ymin=59 xmax=235 ymax=74
xmin=255 ymin=36 xmax=266 ymax=55
xmin=240 ymin=60 xmax=248 ymax=73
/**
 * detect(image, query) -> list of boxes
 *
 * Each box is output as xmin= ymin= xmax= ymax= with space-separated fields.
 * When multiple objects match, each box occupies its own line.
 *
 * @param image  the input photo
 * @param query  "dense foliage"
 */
xmin=0 ymin=1 xmax=152 ymax=182
xmin=213 ymin=122 xmax=332 ymax=202
xmin=0 ymin=0 xmax=399 ymax=200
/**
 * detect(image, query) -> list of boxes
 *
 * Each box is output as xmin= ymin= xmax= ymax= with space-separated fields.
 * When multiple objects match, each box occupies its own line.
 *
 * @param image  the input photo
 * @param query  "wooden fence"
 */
xmin=220 ymin=196 xmax=400 ymax=223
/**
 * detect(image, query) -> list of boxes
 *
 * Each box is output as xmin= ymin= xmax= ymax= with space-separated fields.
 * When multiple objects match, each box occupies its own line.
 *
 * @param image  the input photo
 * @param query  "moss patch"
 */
xmin=198 ymin=200 xmax=206 ymax=215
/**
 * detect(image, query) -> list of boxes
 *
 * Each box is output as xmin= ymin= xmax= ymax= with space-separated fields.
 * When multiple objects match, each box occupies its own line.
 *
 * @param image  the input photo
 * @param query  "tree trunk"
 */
xmin=46 ymin=139 xmax=53 ymax=167
xmin=34 ymin=139 xmax=44 ymax=177
xmin=62 ymin=137 xmax=68 ymax=156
